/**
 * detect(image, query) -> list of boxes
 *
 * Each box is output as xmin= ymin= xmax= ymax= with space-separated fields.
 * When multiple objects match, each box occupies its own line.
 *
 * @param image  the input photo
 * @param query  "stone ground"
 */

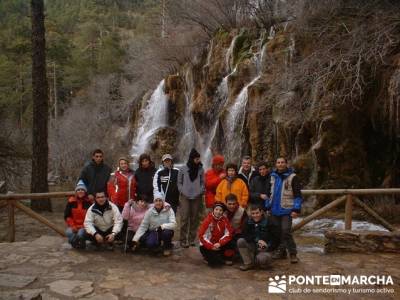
xmin=0 ymin=204 xmax=399 ymax=299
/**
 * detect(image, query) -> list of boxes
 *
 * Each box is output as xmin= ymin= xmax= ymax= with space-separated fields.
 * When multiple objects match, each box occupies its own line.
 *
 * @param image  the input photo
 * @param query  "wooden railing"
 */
xmin=1 ymin=189 xmax=399 ymax=242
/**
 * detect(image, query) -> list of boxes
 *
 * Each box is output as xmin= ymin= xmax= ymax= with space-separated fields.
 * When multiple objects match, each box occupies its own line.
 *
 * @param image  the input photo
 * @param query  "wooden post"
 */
xmin=8 ymin=200 xmax=15 ymax=242
xmin=353 ymin=197 xmax=396 ymax=232
xmin=0 ymin=201 xmax=8 ymax=210
xmin=14 ymin=201 xmax=66 ymax=237
xmin=292 ymin=195 xmax=347 ymax=231
xmin=344 ymin=194 xmax=353 ymax=230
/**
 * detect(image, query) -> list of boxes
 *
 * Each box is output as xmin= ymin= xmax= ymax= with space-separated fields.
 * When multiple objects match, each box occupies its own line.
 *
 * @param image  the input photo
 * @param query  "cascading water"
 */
xmin=130 ymin=79 xmax=168 ymax=160
xmin=177 ymin=67 xmax=198 ymax=161
xmin=223 ymin=75 xmax=261 ymax=163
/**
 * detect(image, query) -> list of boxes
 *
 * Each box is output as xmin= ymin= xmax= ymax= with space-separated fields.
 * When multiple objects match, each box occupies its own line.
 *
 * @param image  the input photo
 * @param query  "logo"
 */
xmin=268 ymin=275 xmax=287 ymax=293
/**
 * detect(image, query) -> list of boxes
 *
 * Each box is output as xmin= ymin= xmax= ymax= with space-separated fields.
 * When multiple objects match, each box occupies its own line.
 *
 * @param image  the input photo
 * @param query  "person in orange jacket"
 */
xmin=107 ymin=157 xmax=137 ymax=212
xmin=198 ymin=202 xmax=233 ymax=266
xmin=64 ymin=180 xmax=92 ymax=249
xmin=204 ymin=155 xmax=226 ymax=210
xmin=215 ymin=163 xmax=249 ymax=208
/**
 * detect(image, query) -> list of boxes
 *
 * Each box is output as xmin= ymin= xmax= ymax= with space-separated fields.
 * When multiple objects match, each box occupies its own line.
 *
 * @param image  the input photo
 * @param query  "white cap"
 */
xmin=162 ymin=154 xmax=173 ymax=162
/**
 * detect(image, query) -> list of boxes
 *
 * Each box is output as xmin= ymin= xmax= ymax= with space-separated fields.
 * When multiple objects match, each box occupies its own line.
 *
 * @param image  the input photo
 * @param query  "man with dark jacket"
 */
xmin=237 ymin=205 xmax=279 ymax=271
xmin=153 ymin=154 xmax=180 ymax=213
xmin=265 ymin=157 xmax=302 ymax=263
xmin=249 ymin=161 xmax=270 ymax=206
xmin=135 ymin=153 xmax=157 ymax=204
xmin=79 ymin=149 xmax=112 ymax=201
xmin=238 ymin=156 xmax=258 ymax=187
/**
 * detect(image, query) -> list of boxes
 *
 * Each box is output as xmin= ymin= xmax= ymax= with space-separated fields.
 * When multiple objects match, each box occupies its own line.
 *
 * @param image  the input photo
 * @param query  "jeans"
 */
xmin=270 ymin=215 xmax=297 ymax=255
xmin=140 ymin=229 xmax=174 ymax=249
xmin=65 ymin=227 xmax=87 ymax=249
xmin=180 ymin=195 xmax=202 ymax=244
xmin=237 ymin=238 xmax=271 ymax=267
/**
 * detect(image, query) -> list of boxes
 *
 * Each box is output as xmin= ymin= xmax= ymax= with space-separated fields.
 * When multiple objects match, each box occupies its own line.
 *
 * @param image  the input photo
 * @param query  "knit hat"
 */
xmin=212 ymin=155 xmax=225 ymax=165
xmin=154 ymin=191 xmax=165 ymax=202
xmin=213 ymin=202 xmax=226 ymax=211
xmin=75 ymin=180 xmax=87 ymax=192
xmin=162 ymin=154 xmax=173 ymax=162
xmin=188 ymin=148 xmax=200 ymax=160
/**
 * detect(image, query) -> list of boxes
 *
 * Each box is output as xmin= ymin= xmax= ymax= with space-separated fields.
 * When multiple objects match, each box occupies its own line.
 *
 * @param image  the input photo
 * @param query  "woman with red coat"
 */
xmin=198 ymin=202 xmax=233 ymax=266
xmin=64 ymin=180 xmax=92 ymax=249
xmin=107 ymin=157 xmax=137 ymax=212
xmin=204 ymin=155 xmax=226 ymax=209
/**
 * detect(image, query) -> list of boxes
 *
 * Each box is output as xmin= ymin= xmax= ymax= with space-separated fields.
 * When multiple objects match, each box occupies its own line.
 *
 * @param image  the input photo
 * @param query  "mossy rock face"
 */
xmin=232 ymin=30 xmax=255 ymax=68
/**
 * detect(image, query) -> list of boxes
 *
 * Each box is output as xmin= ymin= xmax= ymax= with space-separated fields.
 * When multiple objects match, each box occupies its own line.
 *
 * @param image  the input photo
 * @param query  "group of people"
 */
xmin=64 ymin=148 xmax=303 ymax=270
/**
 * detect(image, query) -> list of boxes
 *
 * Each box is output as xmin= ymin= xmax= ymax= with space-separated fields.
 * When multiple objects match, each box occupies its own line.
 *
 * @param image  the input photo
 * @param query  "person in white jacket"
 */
xmin=132 ymin=191 xmax=176 ymax=256
xmin=84 ymin=191 xmax=123 ymax=249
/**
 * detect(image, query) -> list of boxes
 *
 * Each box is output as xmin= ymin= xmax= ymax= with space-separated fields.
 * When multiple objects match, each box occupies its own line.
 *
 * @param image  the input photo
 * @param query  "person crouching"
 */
xmin=198 ymin=202 xmax=233 ymax=267
xmin=84 ymin=191 xmax=123 ymax=250
xmin=131 ymin=192 xmax=176 ymax=256
xmin=64 ymin=180 xmax=92 ymax=249
xmin=237 ymin=205 xmax=279 ymax=271
xmin=121 ymin=194 xmax=149 ymax=251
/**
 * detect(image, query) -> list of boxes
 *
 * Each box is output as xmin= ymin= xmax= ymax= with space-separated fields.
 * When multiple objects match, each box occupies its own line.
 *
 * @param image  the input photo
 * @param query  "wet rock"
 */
xmin=48 ymin=280 xmax=93 ymax=298
xmin=0 ymin=273 xmax=36 ymax=288
xmin=0 ymin=253 xmax=31 ymax=266
xmin=0 ymin=288 xmax=43 ymax=300
xmin=31 ymin=258 xmax=60 ymax=267
xmin=85 ymin=292 xmax=119 ymax=300
xmin=325 ymin=230 xmax=400 ymax=253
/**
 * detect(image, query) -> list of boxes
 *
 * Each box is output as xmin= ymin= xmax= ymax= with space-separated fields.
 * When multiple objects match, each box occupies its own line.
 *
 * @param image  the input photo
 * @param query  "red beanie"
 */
xmin=212 ymin=155 xmax=225 ymax=165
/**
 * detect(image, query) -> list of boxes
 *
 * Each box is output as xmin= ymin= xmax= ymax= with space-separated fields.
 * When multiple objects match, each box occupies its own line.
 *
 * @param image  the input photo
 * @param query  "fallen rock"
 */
xmin=325 ymin=230 xmax=400 ymax=253
xmin=48 ymin=279 xmax=93 ymax=298
xmin=0 ymin=273 xmax=36 ymax=288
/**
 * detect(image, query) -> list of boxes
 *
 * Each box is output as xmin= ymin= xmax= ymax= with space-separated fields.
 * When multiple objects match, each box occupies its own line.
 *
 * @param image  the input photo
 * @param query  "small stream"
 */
xmin=293 ymin=218 xmax=388 ymax=254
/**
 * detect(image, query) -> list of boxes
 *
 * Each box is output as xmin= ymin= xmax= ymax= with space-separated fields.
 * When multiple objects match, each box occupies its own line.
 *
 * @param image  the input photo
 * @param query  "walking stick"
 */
xmin=124 ymin=201 xmax=132 ymax=253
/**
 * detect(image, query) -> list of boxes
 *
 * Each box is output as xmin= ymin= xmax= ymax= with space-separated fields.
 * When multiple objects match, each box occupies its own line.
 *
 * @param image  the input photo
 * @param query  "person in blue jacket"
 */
xmin=265 ymin=157 xmax=302 ymax=263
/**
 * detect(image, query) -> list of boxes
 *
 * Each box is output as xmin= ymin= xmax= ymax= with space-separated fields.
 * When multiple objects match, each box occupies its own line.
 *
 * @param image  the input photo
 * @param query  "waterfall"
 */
xmin=130 ymin=79 xmax=168 ymax=159
xmin=177 ymin=67 xmax=198 ymax=161
xmin=226 ymin=35 xmax=239 ymax=72
xmin=223 ymin=75 xmax=261 ymax=163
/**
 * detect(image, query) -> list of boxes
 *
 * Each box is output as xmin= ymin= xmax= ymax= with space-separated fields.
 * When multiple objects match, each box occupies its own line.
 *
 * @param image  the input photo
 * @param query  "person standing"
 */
xmin=215 ymin=163 xmax=249 ymax=208
xmin=249 ymin=161 xmax=271 ymax=206
xmin=238 ymin=156 xmax=258 ymax=187
xmin=108 ymin=157 xmax=136 ymax=212
xmin=79 ymin=149 xmax=112 ymax=201
xmin=135 ymin=153 xmax=156 ymax=204
xmin=204 ymin=155 xmax=226 ymax=210
xmin=266 ymin=157 xmax=302 ymax=263
xmin=178 ymin=148 xmax=205 ymax=248
xmin=64 ymin=180 xmax=92 ymax=249
xmin=153 ymin=154 xmax=180 ymax=214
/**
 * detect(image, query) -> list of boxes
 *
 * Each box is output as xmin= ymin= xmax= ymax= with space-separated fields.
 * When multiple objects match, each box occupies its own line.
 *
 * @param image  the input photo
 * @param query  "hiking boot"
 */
xmin=181 ymin=241 xmax=189 ymax=248
xmin=163 ymin=249 xmax=172 ymax=256
xmin=272 ymin=249 xmax=287 ymax=259
xmin=224 ymin=260 xmax=233 ymax=266
xmin=290 ymin=254 xmax=299 ymax=264
xmin=239 ymin=264 xmax=254 ymax=271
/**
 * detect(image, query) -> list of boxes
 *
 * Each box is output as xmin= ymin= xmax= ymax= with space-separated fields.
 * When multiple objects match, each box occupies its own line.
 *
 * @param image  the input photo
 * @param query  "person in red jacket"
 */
xmin=198 ymin=202 xmax=233 ymax=267
xmin=64 ymin=180 xmax=92 ymax=249
xmin=107 ymin=157 xmax=137 ymax=212
xmin=204 ymin=155 xmax=226 ymax=210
